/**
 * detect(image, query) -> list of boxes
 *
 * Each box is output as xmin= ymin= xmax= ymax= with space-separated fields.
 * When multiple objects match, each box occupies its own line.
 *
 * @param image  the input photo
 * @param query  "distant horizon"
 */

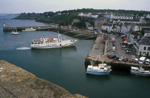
xmin=1 ymin=0 xmax=150 ymax=14
xmin=0 ymin=8 xmax=150 ymax=14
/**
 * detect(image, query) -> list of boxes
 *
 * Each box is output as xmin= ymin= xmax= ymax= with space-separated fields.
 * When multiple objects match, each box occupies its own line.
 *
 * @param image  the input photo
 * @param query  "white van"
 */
xmin=145 ymin=59 xmax=150 ymax=65
xmin=138 ymin=57 xmax=146 ymax=64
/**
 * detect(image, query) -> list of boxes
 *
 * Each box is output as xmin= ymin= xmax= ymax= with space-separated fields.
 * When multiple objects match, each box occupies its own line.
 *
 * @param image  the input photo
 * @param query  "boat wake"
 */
xmin=16 ymin=47 xmax=31 ymax=50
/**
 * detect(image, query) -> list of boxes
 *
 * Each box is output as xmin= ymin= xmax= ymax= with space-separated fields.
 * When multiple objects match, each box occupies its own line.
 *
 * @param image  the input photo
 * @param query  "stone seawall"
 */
xmin=0 ymin=60 xmax=87 ymax=98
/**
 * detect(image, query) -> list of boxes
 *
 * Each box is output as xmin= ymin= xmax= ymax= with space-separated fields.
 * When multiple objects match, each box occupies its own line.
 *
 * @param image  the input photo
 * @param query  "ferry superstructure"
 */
xmin=31 ymin=34 xmax=77 ymax=49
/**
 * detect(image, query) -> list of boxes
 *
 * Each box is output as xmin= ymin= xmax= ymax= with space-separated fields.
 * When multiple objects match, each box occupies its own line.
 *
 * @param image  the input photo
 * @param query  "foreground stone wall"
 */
xmin=0 ymin=60 xmax=87 ymax=98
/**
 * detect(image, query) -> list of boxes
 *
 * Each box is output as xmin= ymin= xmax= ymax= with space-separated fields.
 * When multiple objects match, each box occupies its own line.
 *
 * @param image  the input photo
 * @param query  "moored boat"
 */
xmin=31 ymin=33 xmax=77 ymax=49
xmin=86 ymin=61 xmax=112 ymax=75
xmin=11 ymin=31 xmax=20 ymax=35
xmin=22 ymin=28 xmax=36 ymax=32
xmin=130 ymin=66 xmax=150 ymax=76
xmin=11 ymin=27 xmax=20 ymax=35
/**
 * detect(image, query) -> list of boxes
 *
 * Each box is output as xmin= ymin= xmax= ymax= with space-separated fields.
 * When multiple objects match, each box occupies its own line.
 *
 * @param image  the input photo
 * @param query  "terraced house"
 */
xmin=134 ymin=36 xmax=150 ymax=56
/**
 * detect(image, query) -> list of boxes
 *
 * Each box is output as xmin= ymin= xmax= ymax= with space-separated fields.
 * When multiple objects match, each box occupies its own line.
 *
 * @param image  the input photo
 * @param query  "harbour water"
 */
xmin=1 ymin=14 xmax=150 ymax=98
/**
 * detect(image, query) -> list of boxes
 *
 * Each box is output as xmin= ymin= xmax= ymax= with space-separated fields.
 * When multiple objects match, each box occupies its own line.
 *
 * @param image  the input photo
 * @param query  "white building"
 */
xmin=130 ymin=24 xmax=140 ymax=32
xmin=104 ymin=13 xmax=134 ymax=20
xmin=78 ymin=12 xmax=91 ymax=17
xmin=101 ymin=24 xmax=112 ymax=32
xmin=113 ymin=26 xmax=121 ymax=32
xmin=146 ymin=14 xmax=150 ymax=19
xmin=91 ymin=15 xmax=99 ymax=18
xmin=121 ymin=24 xmax=130 ymax=33
xmin=78 ymin=13 xmax=98 ymax=18
xmin=138 ymin=37 xmax=150 ymax=56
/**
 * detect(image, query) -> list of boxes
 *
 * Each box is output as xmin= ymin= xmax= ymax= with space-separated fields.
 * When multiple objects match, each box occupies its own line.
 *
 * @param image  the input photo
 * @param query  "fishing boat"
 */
xmin=86 ymin=61 xmax=112 ymax=75
xmin=11 ymin=27 xmax=20 ymax=35
xmin=130 ymin=66 xmax=150 ymax=76
xmin=31 ymin=33 xmax=77 ymax=49
xmin=22 ymin=27 xmax=36 ymax=32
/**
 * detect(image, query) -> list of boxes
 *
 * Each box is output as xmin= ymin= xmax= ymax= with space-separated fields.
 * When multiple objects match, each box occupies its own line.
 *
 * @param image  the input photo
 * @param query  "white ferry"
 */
xmin=31 ymin=34 xmax=78 ymax=49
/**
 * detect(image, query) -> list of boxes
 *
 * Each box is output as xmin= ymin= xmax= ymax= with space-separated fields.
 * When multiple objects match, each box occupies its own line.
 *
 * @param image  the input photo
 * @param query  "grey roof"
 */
xmin=139 ymin=36 xmax=150 ymax=45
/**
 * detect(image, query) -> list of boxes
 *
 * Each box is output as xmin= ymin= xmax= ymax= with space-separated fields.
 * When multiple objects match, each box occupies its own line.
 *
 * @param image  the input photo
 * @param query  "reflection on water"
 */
xmin=86 ymin=74 xmax=111 ymax=80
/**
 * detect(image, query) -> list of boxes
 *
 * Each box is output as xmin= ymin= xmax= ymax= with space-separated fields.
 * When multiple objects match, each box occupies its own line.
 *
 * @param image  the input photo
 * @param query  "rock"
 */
xmin=0 ymin=60 xmax=87 ymax=98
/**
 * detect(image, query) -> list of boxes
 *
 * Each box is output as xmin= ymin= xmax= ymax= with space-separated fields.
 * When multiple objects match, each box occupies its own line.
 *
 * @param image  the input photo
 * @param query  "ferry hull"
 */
xmin=31 ymin=44 xmax=76 ymax=49
xmin=86 ymin=71 xmax=110 ymax=75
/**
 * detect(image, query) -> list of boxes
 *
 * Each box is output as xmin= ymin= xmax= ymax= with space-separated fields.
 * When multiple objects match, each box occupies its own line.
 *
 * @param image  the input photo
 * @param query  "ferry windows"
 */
xmin=144 ymin=47 xmax=146 ymax=50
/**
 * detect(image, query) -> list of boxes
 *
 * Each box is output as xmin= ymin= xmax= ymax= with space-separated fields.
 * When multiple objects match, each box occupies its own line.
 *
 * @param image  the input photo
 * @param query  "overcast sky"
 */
xmin=0 ymin=0 xmax=150 ymax=13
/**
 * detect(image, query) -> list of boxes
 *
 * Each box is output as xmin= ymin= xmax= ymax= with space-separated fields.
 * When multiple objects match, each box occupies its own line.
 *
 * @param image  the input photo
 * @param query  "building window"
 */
xmin=144 ymin=47 xmax=146 ymax=50
xmin=147 ymin=52 xmax=149 ymax=56
xmin=148 ymin=47 xmax=150 ymax=51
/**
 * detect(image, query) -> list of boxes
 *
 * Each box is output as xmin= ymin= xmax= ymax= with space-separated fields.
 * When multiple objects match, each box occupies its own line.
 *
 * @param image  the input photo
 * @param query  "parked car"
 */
xmin=107 ymin=54 xmax=112 ymax=58
xmin=133 ymin=58 xmax=138 ymax=63
xmin=114 ymin=57 xmax=119 ymax=60
xmin=113 ymin=47 xmax=116 ymax=52
xmin=110 ymin=55 xmax=116 ymax=59
xmin=112 ymin=43 xmax=115 ymax=46
xmin=145 ymin=59 xmax=150 ymax=65
xmin=123 ymin=58 xmax=128 ymax=62
xmin=129 ymin=58 xmax=134 ymax=63
xmin=123 ymin=48 xmax=128 ymax=51
xmin=122 ymin=45 xmax=126 ymax=48
xmin=126 ymin=49 xmax=131 ymax=53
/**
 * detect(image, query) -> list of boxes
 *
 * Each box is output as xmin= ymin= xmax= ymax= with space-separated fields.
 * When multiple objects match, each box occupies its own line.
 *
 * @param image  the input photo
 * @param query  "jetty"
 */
xmin=0 ymin=60 xmax=86 ymax=98
xmin=3 ymin=26 xmax=97 ymax=39
xmin=3 ymin=26 xmax=53 ymax=32
xmin=85 ymin=33 xmax=150 ymax=71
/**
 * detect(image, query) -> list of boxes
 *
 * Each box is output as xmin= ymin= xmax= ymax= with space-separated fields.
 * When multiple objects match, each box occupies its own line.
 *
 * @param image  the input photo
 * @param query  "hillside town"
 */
xmin=8 ymin=9 xmax=150 ymax=63
xmin=75 ymin=12 xmax=150 ymax=59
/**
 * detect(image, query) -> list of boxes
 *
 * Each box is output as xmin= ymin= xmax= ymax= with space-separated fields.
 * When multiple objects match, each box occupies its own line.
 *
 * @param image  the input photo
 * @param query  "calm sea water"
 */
xmin=0 ymin=14 xmax=150 ymax=98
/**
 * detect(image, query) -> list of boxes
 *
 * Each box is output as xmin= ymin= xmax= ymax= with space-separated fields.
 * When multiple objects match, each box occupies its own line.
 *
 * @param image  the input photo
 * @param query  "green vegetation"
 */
xmin=48 ymin=28 xmax=96 ymax=40
xmin=15 ymin=8 xmax=150 ymax=27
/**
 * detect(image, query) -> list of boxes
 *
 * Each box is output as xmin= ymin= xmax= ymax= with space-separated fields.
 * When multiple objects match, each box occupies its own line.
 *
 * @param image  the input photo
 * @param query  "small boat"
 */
xmin=11 ymin=31 xmax=20 ymax=35
xmin=22 ymin=28 xmax=36 ymax=32
xmin=86 ymin=61 xmax=112 ymax=75
xmin=11 ymin=27 xmax=20 ymax=35
xmin=31 ymin=33 xmax=78 ymax=49
xmin=130 ymin=66 xmax=150 ymax=76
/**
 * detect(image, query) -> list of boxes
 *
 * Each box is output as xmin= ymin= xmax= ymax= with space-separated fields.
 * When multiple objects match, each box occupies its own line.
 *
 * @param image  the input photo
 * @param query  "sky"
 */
xmin=0 ymin=0 xmax=150 ymax=13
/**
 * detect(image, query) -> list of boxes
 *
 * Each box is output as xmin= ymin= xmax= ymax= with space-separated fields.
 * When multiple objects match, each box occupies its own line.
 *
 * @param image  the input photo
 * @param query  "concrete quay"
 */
xmin=85 ymin=34 xmax=150 ymax=71
xmin=0 ymin=60 xmax=87 ymax=98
